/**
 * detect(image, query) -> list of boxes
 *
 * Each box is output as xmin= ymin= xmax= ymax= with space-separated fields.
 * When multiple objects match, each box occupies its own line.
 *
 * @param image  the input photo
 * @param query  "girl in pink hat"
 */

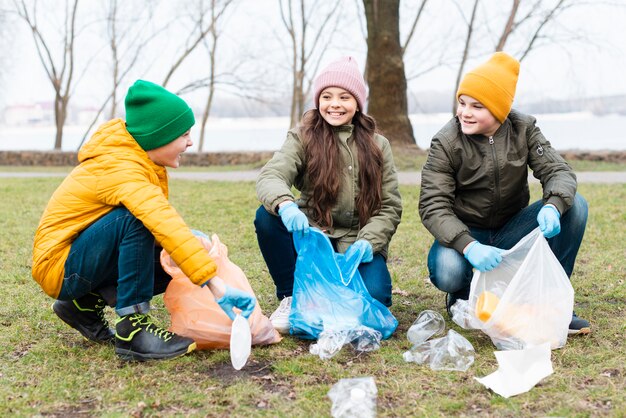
xmin=254 ymin=56 xmax=403 ymax=334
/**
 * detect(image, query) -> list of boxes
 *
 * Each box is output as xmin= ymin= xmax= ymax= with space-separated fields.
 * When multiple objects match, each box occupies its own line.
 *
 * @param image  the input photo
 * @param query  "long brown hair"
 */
xmin=300 ymin=110 xmax=383 ymax=228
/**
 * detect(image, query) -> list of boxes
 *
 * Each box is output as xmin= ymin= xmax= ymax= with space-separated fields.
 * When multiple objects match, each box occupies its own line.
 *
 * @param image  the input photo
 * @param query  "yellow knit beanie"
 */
xmin=456 ymin=52 xmax=520 ymax=123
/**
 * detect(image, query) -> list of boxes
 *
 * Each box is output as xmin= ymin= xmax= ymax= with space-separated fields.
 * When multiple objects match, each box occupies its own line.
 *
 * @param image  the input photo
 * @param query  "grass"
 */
xmin=0 ymin=177 xmax=624 ymax=417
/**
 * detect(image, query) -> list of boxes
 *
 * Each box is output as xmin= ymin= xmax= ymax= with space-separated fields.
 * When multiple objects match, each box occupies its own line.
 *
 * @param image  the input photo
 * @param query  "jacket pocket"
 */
xmin=506 ymin=150 xmax=527 ymax=163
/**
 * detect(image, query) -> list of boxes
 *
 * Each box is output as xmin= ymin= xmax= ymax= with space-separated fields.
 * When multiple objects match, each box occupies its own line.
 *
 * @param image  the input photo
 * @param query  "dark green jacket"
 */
xmin=256 ymin=125 xmax=402 ymax=257
xmin=419 ymin=109 xmax=577 ymax=253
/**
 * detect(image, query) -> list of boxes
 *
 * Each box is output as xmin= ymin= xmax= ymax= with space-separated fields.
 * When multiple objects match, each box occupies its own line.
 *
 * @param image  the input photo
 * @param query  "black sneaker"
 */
xmin=52 ymin=292 xmax=115 ymax=344
xmin=568 ymin=312 xmax=591 ymax=335
xmin=445 ymin=288 xmax=470 ymax=318
xmin=115 ymin=313 xmax=196 ymax=361
xmin=445 ymin=293 xmax=457 ymax=317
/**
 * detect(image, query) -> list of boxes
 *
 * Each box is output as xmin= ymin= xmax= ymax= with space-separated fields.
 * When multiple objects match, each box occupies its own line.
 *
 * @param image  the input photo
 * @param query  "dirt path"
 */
xmin=2 ymin=170 xmax=626 ymax=183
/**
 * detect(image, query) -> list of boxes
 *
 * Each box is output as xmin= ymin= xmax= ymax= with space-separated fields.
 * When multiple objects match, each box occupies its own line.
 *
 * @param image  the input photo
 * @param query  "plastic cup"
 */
xmin=476 ymin=291 xmax=500 ymax=322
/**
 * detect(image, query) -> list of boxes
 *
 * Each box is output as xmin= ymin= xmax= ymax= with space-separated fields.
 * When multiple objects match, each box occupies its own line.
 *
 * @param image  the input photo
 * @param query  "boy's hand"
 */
xmin=464 ymin=241 xmax=504 ymax=272
xmin=216 ymin=286 xmax=256 ymax=321
xmin=207 ymin=276 xmax=256 ymax=320
xmin=537 ymin=205 xmax=561 ymax=238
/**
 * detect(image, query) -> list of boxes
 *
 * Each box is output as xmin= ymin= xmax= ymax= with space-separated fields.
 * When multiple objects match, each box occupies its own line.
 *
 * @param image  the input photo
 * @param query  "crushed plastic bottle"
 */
xmin=403 ymin=329 xmax=475 ymax=372
xmin=310 ymin=326 xmax=382 ymax=360
xmin=328 ymin=377 xmax=377 ymax=418
xmin=429 ymin=329 xmax=475 ymax=371
xmin=310 ymin=330 xmax=351 ymax=359
xmin=407 ymin=310 xmax=445 ymax=345
xmin=403 ymin=337 xmax=445 ymax=364
xmin=348 ymin=327 xmax=382 ymax=352
xmin=230 ymin=313 xmax=251 ymax=370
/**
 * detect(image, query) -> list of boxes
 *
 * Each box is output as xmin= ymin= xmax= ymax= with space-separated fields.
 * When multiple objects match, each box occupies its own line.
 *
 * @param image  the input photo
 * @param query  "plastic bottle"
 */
xmin=328 ymin=377 xmax=377 ymax=418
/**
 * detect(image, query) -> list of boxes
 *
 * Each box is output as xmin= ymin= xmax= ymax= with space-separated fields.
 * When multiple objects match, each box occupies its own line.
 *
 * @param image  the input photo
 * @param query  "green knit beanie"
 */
xmin=124 ymin=80 xmax=195 ymax=151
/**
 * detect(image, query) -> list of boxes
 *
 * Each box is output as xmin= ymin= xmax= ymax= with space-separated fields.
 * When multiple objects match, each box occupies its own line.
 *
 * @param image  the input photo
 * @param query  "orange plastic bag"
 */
xmin=161 ymin=233 xmax=281 ymax=349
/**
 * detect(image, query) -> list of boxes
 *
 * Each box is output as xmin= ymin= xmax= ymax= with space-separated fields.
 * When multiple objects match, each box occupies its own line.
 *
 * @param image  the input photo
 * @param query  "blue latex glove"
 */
xmin=216 ymin=285 xmax=256 ymax=320
xmin=345 ymin=239 xmax=373 ymax=263
xmin=537 ymin=205 xmax=561 ymax=238
xmin=464 ymin=241 xmax=504 ymax=272
xmin=278 ymin=201 xmax=309 ymax=235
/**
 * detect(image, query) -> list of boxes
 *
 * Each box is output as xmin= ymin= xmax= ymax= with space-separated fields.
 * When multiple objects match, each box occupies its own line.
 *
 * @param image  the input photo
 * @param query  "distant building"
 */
xmin=2 ymin=102 xmax=54 ymax=126
xmin=1 ymin=102 xmax=105 ymax=126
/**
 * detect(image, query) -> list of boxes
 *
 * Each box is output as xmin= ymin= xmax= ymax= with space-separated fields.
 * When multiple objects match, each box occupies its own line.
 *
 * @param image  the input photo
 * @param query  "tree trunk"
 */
xmin=199 ymin=87 xmax=213 ymax=152
xmin=54 ymin=93 xmax=67 ymax=150
xmin=363 ymin=0 xmax=416 ymax=148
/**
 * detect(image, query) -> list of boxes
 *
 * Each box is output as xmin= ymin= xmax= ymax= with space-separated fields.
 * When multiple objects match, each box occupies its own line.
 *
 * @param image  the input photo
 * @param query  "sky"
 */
xmin=3 ymin=0 xmax=626 ymax=112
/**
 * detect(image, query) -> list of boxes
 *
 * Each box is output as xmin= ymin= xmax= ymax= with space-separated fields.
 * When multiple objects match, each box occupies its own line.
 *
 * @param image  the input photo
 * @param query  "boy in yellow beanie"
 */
xmin=418 ymin=52 xmax=590 ymax=335
xmin=32 ymin=80 xmax=256 ymax=361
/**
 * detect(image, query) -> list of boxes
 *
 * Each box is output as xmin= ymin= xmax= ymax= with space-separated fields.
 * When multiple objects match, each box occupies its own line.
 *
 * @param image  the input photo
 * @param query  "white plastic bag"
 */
xmin=465 ymin=228 xmax=574 ymax=350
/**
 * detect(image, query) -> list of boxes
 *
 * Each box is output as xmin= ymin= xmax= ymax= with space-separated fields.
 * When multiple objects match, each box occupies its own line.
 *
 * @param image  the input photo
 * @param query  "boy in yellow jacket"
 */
xmin=32 ymin=80 xmax=256 ymax=361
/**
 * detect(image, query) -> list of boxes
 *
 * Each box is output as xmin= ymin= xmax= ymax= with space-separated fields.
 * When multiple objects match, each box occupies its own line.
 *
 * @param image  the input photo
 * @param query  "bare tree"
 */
xmin=451 ymin=0 xmax=480 ymax=113
xmin=103 ymin=0 xmax=164 ymax=119
xmin=161 ymin=0 xmax=233 ymax=88
xmin=0 ymin=7 xmax=10 ymax=91
xmin=401 ymin=0 xmax=428 ymax=55
xmin=363 ymin=0 xmax=415 ymax=147
xmin=77 ymin=0 xmax=165 ymax=149
xmin=517 ymin=0 xmax=571 ymax=61
xmin=13 ymin=0 xmax=80 ymax=150
xmin=278 ymin=0 xmax=342 ymax=128
xmin=495 ymin=0 xmax=520 ymax=51
xmin=179 ymin=0 xmax=235 ymax=152
xmin=451 ymin=0 xmax=588 ymax=112
xmin=176 ymin=0 xmax=285 ymax=148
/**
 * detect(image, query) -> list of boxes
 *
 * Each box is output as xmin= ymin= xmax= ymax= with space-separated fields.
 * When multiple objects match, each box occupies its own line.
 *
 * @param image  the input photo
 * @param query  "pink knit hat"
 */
xmin=313 ymin=56 xmax=367 ymax=111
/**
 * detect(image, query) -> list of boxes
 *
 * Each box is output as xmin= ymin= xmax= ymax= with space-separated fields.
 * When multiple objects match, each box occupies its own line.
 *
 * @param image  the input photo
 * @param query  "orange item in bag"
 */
xmin=161 ymin=233 xmax=281 ymax=349
xmin=476 ymin=291 xmax=500 ymax=322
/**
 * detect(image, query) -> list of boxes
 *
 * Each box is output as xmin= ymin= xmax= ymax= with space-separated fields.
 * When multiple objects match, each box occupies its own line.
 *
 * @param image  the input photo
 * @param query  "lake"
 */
xmin=0 ymin=112 xmax=624 ymax=152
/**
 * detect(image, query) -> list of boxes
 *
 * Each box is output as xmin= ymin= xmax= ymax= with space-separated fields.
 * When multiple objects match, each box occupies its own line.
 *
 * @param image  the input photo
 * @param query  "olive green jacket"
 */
xmin=256 ymin=125 xmax=402 ymax=257
xmin=419 ymin=110 xmax=577 ymax=253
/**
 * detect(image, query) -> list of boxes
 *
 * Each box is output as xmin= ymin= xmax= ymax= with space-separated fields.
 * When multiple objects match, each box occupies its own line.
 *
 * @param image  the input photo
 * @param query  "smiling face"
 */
xmin=146 ymin=130 xmax=192 ymax=168
xmin=318 ymin=87 xmax=358 ymax=126
xmin=456 ymin=95 xmax=501 ymax=137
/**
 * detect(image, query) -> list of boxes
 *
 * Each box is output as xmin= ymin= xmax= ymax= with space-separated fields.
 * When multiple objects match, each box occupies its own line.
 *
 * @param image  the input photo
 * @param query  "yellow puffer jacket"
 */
xmin=32 ymin=118 xmax=217 ymax=298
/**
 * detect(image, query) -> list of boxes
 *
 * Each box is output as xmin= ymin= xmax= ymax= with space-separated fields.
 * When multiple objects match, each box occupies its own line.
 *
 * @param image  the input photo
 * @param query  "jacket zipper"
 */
xmin=489 ymin=136 xmax=500 ymax=229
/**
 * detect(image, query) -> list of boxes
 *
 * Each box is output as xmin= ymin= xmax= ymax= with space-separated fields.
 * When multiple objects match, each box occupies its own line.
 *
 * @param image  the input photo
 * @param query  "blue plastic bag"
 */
xmin=289 ymin=228 xmax=398 ymax=340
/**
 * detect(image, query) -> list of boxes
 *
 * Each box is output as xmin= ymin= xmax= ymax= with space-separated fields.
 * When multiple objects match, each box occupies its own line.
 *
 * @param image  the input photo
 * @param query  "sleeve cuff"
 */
xmin=451 ymin=233 xmax=475 ymax=254
xmin=546 ymin=196 xmax=566 ymax=215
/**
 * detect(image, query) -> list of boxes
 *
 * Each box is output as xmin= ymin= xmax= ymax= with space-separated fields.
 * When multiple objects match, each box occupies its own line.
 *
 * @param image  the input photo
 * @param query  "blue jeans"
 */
xmin=428 ymin=194 xmax=588 ymax=300
xmin=254 ymin=205 xmax=393 ymax=307
xmin=57 ymin=207 xmax=172 ymax=316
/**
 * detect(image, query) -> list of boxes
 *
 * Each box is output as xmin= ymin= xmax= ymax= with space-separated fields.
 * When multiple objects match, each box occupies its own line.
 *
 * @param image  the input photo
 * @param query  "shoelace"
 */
xmin=95 ymin=298 xmax=108 ymax=323
xmin=129 ymin=314 xmax=173 ymax=342
xmin=276 ymin=297 xmax=291 ymax=315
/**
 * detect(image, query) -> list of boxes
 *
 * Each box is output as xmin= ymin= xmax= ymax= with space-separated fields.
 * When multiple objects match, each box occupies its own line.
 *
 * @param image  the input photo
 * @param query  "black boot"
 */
xmin=445 ymin=288 xmax=470 ymax=318
xmin=114 ymin=313 xmax=196 ymax=361
xmin=568 ymin=312 xmax=591 ymax=335
xmin=52 ymin=292 xmax=115 ymax=343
